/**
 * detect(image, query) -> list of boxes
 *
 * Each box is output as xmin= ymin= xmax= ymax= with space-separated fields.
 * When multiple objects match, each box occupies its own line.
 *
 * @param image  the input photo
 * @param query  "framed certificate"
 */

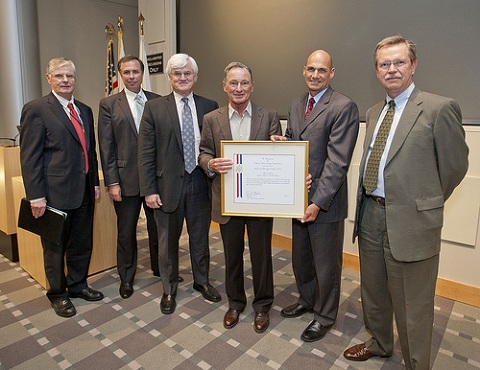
xmin=221 ymin=141 xmax=309 ymax=218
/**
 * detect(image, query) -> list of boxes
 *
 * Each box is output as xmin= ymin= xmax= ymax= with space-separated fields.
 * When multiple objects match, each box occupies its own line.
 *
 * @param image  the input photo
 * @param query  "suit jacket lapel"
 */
xmin=216 ymin=106 xmax=233 ymax=140
xmin=385 ymin=88 xmax=422 ymax=166
xmin=117 ymin=90 xmax=138 ymax=138
xmin=249 ymin=103 xmax=263 ymax=140
xmin=359 ymin=101 xmax=384 ymax=174
xmin=165 ymin=93 xmax=183 ymax=148
xmin=300 ymin=87 xmax=332 ymax=136
xmin=47 ymin=93 xmax=83 ymax=145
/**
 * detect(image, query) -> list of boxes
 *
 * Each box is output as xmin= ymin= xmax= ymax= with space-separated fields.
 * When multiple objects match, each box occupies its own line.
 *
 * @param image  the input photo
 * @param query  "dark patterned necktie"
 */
xmin=181 ymin=98 xmax=196 ymax=173
xmin=68 ymin=103 xmax=89 ymax=173
xmin=363 ymin=100 xmax=395 ymax=194
xmin=305 ymin=97 xmax=315 ymax=119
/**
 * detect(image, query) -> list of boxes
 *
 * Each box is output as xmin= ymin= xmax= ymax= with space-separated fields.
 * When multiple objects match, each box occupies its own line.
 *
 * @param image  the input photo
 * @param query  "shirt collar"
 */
xmin=124 ymin=88 xmax=146 ymax=101
xmin=52 ymin=90 xmax=73 ymax=108
xmin=387 ymin=83 xmax=415 ymax=110
xmin=228 ymin=101 xmax=252 ymax=119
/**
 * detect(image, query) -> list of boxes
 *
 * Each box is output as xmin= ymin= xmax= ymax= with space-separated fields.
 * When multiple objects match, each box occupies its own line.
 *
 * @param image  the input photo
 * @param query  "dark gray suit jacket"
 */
xmin=286 ymin=86 xmax=359 ymax=223
xmin=98 ymin=89 xmax=160 ymax=196
xmin=20 ymin=92 xmax=99 ymax=210
xmin=138 ymin=92 xmax=218 ymax=212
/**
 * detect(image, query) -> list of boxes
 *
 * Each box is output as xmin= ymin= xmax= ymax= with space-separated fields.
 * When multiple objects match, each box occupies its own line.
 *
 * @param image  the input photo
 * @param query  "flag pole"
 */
xmin=138 ymin=13 xmax=151 ymax=90
xmin=117 ymin=16 xmax=126 ymax=91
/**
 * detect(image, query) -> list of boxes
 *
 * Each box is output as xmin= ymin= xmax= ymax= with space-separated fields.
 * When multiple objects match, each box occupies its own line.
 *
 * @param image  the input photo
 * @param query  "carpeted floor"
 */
xmin=1 ymin=221 xmax=479 ymax=369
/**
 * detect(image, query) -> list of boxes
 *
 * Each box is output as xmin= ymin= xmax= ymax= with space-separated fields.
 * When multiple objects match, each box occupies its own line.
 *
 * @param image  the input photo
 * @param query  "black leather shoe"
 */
xmin=281 ymin=302 xmax=313 ymax=318
xmin=193 ymin=283 xmax=221 ymax=302
xmin=69 ymin=287 xmax=104 ymax=301
xmin=119 ymin=282 xmax=134 ymax=299
xmin=51 ymin=299 xmax=76 ymax=317
xmin=160 ymin=293 xmax=176 ymax=314
xmin=301 ymin=320 xmax=331 ymax=342
xmin=224 ymin=308 xmax=243 ymax=329
xmin=254 ymin=312 xmax=270 ymax=333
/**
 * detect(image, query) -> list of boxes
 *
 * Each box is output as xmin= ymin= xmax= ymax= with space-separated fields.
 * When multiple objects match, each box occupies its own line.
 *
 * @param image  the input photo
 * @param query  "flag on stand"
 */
xmin=117 ymin=21 xmax=126 ymax=92
xmin=105 ymin=38 xmax=118 ymax=96
xmin=139 ymin=29 xmax=151 ymax=90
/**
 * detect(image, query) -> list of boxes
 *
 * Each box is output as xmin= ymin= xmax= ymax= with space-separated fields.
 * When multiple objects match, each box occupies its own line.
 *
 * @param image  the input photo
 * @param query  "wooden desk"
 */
xmin=0 ymin=146 xmax=21 ymax=261
xmin=12 ymin=174 xmax=117 ymax=288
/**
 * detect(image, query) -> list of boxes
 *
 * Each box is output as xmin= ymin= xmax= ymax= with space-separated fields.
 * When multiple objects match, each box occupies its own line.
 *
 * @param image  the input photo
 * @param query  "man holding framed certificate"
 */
xmin=199 ymin=62 xmax=281 ymax=333
xmin=272 ymin=50 xmax=359 ymax=342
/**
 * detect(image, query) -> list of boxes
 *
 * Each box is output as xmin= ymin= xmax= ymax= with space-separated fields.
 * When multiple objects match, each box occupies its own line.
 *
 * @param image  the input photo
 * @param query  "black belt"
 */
xmin=367 ymin=194 xmax=385 ymax=206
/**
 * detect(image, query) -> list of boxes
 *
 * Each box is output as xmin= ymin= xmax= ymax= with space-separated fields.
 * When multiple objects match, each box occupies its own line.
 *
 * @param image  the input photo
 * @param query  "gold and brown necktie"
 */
xmin=363 ymin=100 xmax=395 ymax=194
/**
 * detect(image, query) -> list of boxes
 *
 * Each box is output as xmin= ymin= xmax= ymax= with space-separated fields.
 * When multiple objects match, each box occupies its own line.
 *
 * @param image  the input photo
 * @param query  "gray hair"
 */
xmin=166 ymin=53 xmax=198 ymax=81
xmin=223 ymin=62 xmax=253 ymax=82
xmin=46 ymin=57 xmax=76 ymax=75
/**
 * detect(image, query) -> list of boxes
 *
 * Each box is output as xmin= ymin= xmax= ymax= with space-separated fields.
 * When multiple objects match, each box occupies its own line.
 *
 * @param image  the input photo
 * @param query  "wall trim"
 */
xmin=210 ymin=222 xmax=480 ymax=308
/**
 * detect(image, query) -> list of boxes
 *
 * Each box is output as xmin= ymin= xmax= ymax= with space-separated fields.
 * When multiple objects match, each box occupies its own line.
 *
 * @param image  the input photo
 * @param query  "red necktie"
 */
xmin=68 ymin=103 xmax=89 ymax=173
xmin=305 ymin=97 xmax=315 ymax=119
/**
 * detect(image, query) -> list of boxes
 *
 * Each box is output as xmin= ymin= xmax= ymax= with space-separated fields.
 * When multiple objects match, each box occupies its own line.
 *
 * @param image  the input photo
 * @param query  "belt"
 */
xmin=367 ymin=194 xmax=385 ymax=206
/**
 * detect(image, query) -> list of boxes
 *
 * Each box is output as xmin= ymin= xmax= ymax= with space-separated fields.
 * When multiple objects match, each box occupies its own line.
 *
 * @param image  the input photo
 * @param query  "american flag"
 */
xmin=105 ymin=38 xmax=118 ymax=96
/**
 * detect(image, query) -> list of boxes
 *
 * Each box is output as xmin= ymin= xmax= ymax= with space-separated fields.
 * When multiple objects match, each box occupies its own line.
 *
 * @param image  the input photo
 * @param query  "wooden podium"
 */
xmin=0 ymin=146 xmax=21 ymax=261
xmin=12 ymin=173 xmax=117 ymax=288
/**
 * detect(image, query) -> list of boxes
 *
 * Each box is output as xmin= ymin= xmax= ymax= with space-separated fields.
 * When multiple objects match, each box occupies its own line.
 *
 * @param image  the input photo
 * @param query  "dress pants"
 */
xmin=154 ymin=167 xmax=211 ymax=296
xmin=41 ymin=175 xmax=94 ymax=302
xmin=220 ymin=217 xmax=274 ymax=313
xmin=291 ymin=218 xmax=344 ymax=327
xmin=358 ymin=195 xmax=439 ymax=370
xmin=143 ymin=202 xmax=159 ymax=274
xmin=114 ymin=195 xmax=143 ymax=284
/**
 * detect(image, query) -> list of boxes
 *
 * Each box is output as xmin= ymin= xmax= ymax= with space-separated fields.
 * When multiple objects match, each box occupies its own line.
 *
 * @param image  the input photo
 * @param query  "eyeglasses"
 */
xmin=51 ymin=73 xmax=76 ymax=80
xmin=171 ymin=71 xmax=194 ymax=78
xmin=377 ymin=60 xmax=408 ymax=70
xmin=227 ymin=80 xmax=251 ymax=88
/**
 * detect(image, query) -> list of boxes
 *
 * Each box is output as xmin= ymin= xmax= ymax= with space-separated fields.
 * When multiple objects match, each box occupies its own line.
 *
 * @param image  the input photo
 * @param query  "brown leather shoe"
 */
xmin=223 ymin=308 xmax=243 ymax=329
xmin=343 ymin=343 xmax=375 ymax=361
xmin=254 ymin=311 xmax=269 ymax=333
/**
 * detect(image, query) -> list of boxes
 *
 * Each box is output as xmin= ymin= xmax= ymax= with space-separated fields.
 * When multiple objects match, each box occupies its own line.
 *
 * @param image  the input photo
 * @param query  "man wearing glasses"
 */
xmin=20 ymin=57 xmax=103 ymax=317
xmin=343 ymin=35 xmax=468 ymax=369
xmin=138 ymin=53 xmax=220 ymax=314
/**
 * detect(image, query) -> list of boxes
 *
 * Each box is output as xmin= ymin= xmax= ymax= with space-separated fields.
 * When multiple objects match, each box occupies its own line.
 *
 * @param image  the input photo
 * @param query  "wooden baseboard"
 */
xmin=210 ymin=222 xmax=480 ymax=308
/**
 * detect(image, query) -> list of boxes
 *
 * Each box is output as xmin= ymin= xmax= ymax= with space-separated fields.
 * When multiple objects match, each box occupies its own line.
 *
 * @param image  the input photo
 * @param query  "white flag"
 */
xmin=139 ymin=33 xmax=151 ymax=90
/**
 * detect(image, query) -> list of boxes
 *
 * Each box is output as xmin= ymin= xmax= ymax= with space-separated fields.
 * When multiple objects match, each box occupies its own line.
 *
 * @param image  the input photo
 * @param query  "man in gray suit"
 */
xmin=199 ymin=62 xmax=282 ymax=333
xmin=272 ymin=50 xmax=359 ymax=342
xmin=98 ymin=55 xmax=160 ymax=299
xmin=343 ymin=36 xmax=468 ymax=369
xmin=138 ymin=53 xmax=220 ymax=314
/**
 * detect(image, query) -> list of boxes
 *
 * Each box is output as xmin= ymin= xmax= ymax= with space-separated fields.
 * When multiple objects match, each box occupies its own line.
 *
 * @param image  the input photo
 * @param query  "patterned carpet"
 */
xmin=1 ymin=222 xmax=479 ymax=370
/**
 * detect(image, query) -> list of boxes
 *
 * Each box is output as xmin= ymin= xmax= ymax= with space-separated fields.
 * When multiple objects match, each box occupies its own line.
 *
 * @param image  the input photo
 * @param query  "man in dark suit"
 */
xmin=98 ymin=55 xmax=161 ymax=299
xmin=20 ymin=57 xmax=104 ymax=318
xmin=199 ymin=62 xmax=282 ymax=333
xmin=343 ymin=36 xmax=469 ymax=370
xmin=272 ymin=50 xmax=359 ymax=341
xmin=138 ymin=53 xmax=221 ymax=314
